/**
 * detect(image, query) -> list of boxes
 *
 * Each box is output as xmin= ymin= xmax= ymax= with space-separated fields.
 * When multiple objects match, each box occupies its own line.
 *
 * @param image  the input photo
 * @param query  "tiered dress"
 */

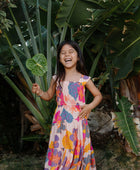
xmin=44 ymin=75 xmax=96 ymax=170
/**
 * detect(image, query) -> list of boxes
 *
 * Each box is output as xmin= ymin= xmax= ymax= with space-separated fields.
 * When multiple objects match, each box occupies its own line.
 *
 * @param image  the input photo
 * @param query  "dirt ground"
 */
xmin=0 ymin=138 xmax=140 ymax=170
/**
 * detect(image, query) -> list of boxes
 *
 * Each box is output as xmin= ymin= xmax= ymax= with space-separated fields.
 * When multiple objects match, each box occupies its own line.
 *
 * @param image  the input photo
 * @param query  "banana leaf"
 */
xmin=55 ymin=0 xmax=101 ymax=28
xmin=75 ymin=0 xmax=128 ymax=49
xmin=114 ymin=95 xmax=139 ymax=155
xmin=112 ymin=22 xmax=140 ymax=81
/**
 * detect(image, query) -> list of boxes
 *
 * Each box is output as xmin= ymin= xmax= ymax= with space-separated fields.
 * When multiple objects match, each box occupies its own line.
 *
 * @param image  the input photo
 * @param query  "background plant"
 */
xmin=0 ymin=0 xmax=139 ymax=154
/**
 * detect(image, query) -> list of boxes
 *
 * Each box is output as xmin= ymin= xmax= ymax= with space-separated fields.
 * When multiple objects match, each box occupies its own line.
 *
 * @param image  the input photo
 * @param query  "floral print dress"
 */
xmin=44 ymin=75 xmax=96 ymax=170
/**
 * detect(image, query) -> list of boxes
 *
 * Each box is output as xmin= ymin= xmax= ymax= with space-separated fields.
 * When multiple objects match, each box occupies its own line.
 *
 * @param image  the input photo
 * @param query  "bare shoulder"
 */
xmin=86 ymin=79 xmax=102 ymax=96
xmin=50 ymin=76 xmax=56 ymax=88
xmin=86 ymin=79 xmax=96 ymax=88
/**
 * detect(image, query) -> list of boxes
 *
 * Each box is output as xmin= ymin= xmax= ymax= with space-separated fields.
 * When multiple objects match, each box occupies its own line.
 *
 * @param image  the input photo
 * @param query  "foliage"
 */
xmin=55 ymin=0 xmax=140 ymax=155
xmin=114 ymin=95 xmax=139 ymax=155
xmin=111 ymin=21 xmax=140 ymax=80
xmin=0 ymin=0 xmax=16 ymax=32
xmin=92 ymin=71 xmax=109 ymax=90
xmin=69 ymin=0 xmax=140 ymax=81
xmin=0 ymin=0 xmax=140 ymax=155
xmin=0 ymin=0 xmax=56 ymax=134
xmin=26 ymin=53 xmax=47 ymax=76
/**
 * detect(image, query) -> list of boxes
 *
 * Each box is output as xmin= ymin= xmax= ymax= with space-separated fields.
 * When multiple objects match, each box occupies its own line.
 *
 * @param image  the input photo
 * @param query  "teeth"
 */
xmin=65 ymin=59 xmax=72 ymax=62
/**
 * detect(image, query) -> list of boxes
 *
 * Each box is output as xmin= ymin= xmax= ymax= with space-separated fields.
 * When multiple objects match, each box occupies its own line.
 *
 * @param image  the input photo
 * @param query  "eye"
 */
xmin=69 ymin=50 xmax=74 ymax=53
xmin=61 ymin=52 xmax=66 ymax=55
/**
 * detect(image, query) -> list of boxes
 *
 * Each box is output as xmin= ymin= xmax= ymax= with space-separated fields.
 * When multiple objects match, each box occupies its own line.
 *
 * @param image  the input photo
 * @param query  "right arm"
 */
xmin=32 ymin=78 xmax=56 ymax=101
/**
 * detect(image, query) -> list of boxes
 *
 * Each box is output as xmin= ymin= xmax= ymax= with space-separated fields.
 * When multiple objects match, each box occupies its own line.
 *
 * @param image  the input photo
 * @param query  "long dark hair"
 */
xmin=55 ymin=40 xmax=87 ymax=85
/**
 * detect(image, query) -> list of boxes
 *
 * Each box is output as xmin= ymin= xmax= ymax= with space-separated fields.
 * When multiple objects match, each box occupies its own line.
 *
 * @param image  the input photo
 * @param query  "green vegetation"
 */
xmin=0 ymin=0 xmax=140 ymax=155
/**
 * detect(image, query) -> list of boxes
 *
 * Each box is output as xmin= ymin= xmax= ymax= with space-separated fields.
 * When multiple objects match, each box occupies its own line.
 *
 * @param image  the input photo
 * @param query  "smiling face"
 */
xmin=59 ymin=44 xmax=79 ymax=70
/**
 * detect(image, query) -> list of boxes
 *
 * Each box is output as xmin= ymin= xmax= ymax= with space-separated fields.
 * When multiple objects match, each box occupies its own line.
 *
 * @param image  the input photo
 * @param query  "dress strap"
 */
xmin=79 ymin=75 xmax=91 ymax=84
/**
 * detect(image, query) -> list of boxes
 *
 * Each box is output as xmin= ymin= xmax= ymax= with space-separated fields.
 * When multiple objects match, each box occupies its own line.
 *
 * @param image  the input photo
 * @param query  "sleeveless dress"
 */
xmin=44 ymin=75 xmax=96 ymax=170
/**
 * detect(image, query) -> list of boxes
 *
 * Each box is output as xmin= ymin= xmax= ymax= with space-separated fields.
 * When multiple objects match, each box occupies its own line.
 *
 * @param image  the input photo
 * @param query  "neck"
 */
xmin=65 ymin=67 xmax=78 ymax=75
xmin=64 ymin=67 xmax=81 ymax=81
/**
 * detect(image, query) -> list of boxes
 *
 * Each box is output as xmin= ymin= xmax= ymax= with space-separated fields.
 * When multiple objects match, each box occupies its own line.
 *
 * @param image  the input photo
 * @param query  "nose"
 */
xmin=65 ymin=51 xmax=70 ymax=56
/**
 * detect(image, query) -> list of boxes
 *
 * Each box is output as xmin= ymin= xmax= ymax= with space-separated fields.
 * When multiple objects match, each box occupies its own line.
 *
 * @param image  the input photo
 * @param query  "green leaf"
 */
xmin=4 ymin=32 xmax=33 ymax=90
xmin=21 ymin=0 xmax=39 ymax=55
xmin=26 ymin=53 xmax=47 ymax=76
xmin=55 ymin=0 xmax=76 ymax=28
xmin=114 ymin=95 xmax=139 ymax=155
xmin=22 ymin=134 xmax=45 ymax=141
xmin=108 ymin=20 xmax=140 ymax=80
xmin=0 ymin=11 xmax=6 ymax=17
xmin=55 ymin=0 xmax=100 ymax=28
xmin=112 ymin=37 xmax=140 ymax=80
xmin=69 ymin=0 xmax=102 ymax=27
xmin=25 ymin=0 xmax=48 ymax=11
xmin=3 ymin=75 xmax=47 ymax=130
xmin=8 ymin=3 xmax=17 ymax=8
xmin=133 ymin=59 xmax=140 ymax=75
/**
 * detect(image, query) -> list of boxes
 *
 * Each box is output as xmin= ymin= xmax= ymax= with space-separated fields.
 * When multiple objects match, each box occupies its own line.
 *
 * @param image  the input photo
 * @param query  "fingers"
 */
xmin=79 ymin=111 xmax=87 ymax=119
xmin=79 ymin=105 xmax=87 ymax=119
xmin=32 ymin=83 xmax=40 ymax=94
xmin=79 ymin=105 xmax=90 ymax=119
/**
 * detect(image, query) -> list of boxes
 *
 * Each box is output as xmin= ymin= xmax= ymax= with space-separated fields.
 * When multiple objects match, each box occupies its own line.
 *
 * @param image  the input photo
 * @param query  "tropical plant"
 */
xmin=0 ymin=0 xmax=107 ymax=137
xmin=1 ymin=0 xmax=139 ymax=155
xmin=55 ymin=0 xmax=140 ymax=154
xmin=70 ymin=0 xmax=140 ymax=84
xmin=0 ymin=0 xmax=16 ymax=32
xmin=1 ymin=0 xmax=100 ymax=139
xmin=113 ymin=95 xmax=139 ymax=156
xmin=0 ymin=0 xmax=58 ymax=137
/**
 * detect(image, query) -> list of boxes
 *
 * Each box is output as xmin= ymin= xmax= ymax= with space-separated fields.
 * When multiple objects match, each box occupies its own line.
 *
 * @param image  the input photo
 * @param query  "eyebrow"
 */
xmin=61 ymin=48 xmax=74 ymax=52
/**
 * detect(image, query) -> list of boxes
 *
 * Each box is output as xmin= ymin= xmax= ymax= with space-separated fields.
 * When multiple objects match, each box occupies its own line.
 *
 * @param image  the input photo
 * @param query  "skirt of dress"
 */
xmin=44 ymin=106 xmax=96 ymax=170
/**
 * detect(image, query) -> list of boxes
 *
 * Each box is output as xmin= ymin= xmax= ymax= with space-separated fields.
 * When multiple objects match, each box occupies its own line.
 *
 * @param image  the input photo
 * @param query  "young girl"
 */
xmin=32 ymin=40 xmax=102 ymax=170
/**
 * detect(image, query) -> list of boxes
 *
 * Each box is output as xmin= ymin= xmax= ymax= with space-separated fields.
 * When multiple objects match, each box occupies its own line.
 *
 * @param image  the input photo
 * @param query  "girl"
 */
xmin=32 ymin=40 xmax=102 ymax=170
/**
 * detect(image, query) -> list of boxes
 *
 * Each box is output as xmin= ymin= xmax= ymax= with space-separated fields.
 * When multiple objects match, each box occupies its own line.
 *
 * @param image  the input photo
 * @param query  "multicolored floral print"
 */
xmin=77 ymin=85 xmax=85 ymax=102
xmin=52 ymin=110 xmax=61 ymax=128
xmin=45 ymin=148 xmax=62 ymax=167
xmin=56 ymin=86 xmax=66 ymax=106
xmin=44 ymin=75 xmax=96 ymax=169
xmin=61 ymin=108 xmax=73 ymax=123
xmin=68 ymin=82 xmax=81 ymax=100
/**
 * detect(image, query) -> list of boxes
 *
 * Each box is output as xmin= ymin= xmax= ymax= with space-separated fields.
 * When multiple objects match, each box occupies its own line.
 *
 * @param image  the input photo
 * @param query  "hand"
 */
xmin=79 ymin=104 xmax=91 ymax=119
xmin=32 ymin=83 xmax=42 ymax=96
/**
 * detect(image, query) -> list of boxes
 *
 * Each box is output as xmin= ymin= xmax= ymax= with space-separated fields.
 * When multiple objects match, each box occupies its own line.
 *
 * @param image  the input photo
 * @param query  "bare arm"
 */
xmin=85 ymin=79 xmax=102 ymax=110
xmin=32 ymin=78 xmax=56 ymax=101
xmin=79 ymin=79 xmax=102 ymax=119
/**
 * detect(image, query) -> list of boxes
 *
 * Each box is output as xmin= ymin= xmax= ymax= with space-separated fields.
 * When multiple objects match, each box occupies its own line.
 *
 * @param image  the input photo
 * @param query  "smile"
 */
xmin=65 ymin=58 xmax=72 ymax=63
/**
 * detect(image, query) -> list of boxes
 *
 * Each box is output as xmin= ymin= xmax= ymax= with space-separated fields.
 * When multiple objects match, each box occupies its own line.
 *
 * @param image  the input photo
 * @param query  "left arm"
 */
xmin=79 ymin=79 xmax=102 ymax=119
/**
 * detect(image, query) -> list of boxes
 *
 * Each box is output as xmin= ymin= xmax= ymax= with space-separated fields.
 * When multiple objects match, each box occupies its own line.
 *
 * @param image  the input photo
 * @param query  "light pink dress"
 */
xmin=44 ymin=75 xmax=96 ymax=170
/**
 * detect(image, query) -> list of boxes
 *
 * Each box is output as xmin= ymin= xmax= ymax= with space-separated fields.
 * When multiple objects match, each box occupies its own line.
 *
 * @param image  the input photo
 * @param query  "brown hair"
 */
xmin=55 ymin=40 xmax=87 ymax=86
